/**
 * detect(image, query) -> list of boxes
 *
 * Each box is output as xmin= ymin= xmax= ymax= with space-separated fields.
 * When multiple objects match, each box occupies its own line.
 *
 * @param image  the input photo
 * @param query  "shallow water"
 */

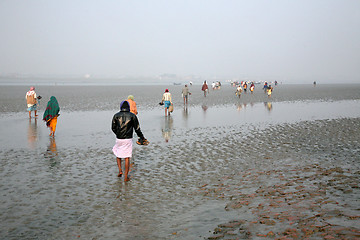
xmin=0 ymin=84 xmax=359 ymax=239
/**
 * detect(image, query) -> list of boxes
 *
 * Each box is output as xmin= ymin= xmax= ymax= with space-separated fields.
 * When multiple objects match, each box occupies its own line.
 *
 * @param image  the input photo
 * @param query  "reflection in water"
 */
xmin=202 ymin=105 xmax=208 ymax=112
xmin=264 ymin=102 xmax=273 ymax=112
xmin=236 ymin=102 xmax=255 ymax=111
xmin=202 ymin=105 xmax=208 ymax=121
xmin=27 ymin=118 xmax=38 ymax=149
xmin=182 ymin=105 xmax=189 ymax=120
xmin=45 ymin=137 xmax=59 ymax=168
xmin=236 ymin=103 xmax=243 ymax=111
xmin=161 ymin=116 xmax=173 ymax=142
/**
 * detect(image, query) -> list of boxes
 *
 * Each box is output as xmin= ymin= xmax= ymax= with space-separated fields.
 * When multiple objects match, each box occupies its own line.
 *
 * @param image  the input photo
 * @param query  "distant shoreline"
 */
xmin=0 ymin=78 xmax=359 ymax=86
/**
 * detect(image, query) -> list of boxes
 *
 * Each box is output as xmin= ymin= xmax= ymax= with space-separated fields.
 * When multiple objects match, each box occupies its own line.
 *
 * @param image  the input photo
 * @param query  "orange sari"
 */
xmin=48 ymin=116 xmax=58 ymax=132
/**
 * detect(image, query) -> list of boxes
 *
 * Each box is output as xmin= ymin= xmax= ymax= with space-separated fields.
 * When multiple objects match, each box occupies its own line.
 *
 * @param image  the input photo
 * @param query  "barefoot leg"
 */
xmin=124 ymin=157 xmax=130 ymax=181
xmin=116 ymin=157 xmax=123 ymax=177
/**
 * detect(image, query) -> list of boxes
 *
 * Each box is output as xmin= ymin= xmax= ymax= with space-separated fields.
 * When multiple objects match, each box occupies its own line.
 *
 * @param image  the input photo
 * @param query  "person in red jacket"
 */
xmin=202 ymin=81 xmax=209 ymax=97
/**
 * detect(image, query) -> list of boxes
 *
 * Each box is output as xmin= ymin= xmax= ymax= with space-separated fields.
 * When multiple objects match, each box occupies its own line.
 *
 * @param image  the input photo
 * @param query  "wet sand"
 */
xmin=0 ymin=84 xmax=359 ymax=239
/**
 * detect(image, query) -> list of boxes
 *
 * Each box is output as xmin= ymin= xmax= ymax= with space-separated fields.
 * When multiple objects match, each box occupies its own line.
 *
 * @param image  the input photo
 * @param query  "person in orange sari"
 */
xmin=126 ymin=95 xmax=138 ymax=115
xmin=43 ymin=96 xmax=60 ymax=137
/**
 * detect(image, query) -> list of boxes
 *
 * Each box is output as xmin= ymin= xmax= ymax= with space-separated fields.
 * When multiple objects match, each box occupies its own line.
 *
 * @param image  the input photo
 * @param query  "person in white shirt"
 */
xmin=25 ymin=86 xmax=38 ymax=118
xmin=161 ymin=89 xmax=172 ymax=116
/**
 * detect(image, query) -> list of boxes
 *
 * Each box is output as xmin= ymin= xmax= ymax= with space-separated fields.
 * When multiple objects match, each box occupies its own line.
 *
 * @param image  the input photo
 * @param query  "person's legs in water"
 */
xmin=124 ymin=157 xmax=130 ymax=181
xmin=164 ymin=101 xmax=170 ymax=116
xmin=29 ymin=111 xmax=31 ymax=118
xmin=49 ymin=117 xmax=58 ymax=137
xmin=34 ymin=110 xmax=38 ymax=117
xmin=116 ymin=157 xmax=123 ymax=177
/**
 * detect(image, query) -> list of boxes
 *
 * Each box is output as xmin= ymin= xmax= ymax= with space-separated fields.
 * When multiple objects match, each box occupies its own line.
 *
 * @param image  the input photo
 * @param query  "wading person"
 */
xmin=112 ymin=101 xmax=148 ymax=182
xmin=126 ymin=95 xmax=138 ymax=115
xmin=267 ymin=85 xmax=273 ymax=98
xmin=202 ymin=81 xmax=208 ymax=97
xmin=236 ymin=85 xmax=243 ymax=98
xmin=250 ymin=82 xmax=255 ymax=93
xmin=182 ymin=84 xmax=191 ymax=105
xmin=161 ymin=89 xmax=172 ymax=116
xmin=43 ymin=96 xmax=60 ymax=137
xmin=26 ymin=86 xmax=38 ymax=118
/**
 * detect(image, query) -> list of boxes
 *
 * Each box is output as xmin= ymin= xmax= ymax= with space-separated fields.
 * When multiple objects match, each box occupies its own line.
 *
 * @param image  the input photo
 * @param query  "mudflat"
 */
xmin=0 ymin=84 xmax=359 ymax=239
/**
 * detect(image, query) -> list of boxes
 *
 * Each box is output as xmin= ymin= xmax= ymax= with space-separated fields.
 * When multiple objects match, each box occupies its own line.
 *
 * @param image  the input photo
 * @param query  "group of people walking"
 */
xmin=26 ymin=87 xmax=147 ymax=182
xmin=26 ymin=87 xmax=60 ymax=137
xmin=26 ymin=81 xmax=274 ymax=182
xmin=234 ymin=81 xmax=275 ymax=98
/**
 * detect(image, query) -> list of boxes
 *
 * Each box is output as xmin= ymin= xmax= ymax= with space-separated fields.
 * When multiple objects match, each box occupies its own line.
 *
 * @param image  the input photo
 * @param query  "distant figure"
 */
xmin=275 ymin=80 xmax=278 ymax=86
xmin=161 ymin=89 xmax=172 ymax=116
xmin=250 ymin=82 xmax=255 ymax=93
xmin=43 ymin=96 xmax=60 ymax=137
xmin=26 ymin=86 xmax=39 ymax=118
xmin=202 ymin=81 xmax=209 ymax=97
xmin=267 ymin=85 xmax=273 ymax=98
xmin=313 ymin=81 xmax=317 ymax=86
xmin=236 ymin=85 xmax=243 ymax=98
xmin=243 ymin=82 xmax=247 ymax=93
xmin=189 ymin=81 xmax=193 ymax=86
xmin=182 ymin=84 xmax=191 ymax=105
xmin=212 ymin=82 xmax=216 ymax=90
xmin=217 ymin=81 xmax=221 ymax=89
xmin=127 ymin=95 xmax=138 ymax=115
xmin=263 ymin=82 xmax=268 ymax=92
xmin=112 ymin=100 xmax=148 ymax=181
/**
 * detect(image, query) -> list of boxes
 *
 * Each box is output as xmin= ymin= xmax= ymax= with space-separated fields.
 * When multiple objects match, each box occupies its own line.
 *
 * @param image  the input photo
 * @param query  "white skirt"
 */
xmin=112 ymin=138 xmax=133 ymax=158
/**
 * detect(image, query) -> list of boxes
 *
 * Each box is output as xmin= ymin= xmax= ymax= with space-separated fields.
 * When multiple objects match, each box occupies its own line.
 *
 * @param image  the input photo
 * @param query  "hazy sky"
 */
xmin=1 ymin=0 xmax=359 ymax=83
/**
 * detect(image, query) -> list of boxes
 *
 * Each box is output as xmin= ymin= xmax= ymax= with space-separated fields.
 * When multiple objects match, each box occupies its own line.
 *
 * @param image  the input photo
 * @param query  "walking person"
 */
xmin=182 ymin=84 xmax=191 ymax=105
xmin=112 ymin=101 xmax=148 ymax=182
xmin=202 ymin=81 xmax=208 ymax=97
xmin=236 ymin=85 xmax=243 ymax=98
xmin=250 ymin=82 xmax=255 ymax=93
xmin=243 ymin=82 xmax=247 ymax=93
xmin=161 ymin=89 xmax=172 ymax=116
xmin=267 ymin=85 xmax=273 ymax=98
xmin=26 ymin=86 xmax=39 ymax=118
xmin=43 ymin=96 xmax=60 ymax=137
xmin=126 ymin=95 xmax=138 ymax=115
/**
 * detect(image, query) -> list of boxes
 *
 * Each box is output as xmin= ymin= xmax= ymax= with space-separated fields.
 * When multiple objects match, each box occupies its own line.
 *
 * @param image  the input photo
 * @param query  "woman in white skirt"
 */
xmin=112 ymin=101 xmax=148 ymax=181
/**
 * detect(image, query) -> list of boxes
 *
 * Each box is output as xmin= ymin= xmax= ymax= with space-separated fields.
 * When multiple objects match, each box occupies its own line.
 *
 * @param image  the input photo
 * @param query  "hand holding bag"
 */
xmin=169 ymin=103 xmax=174 ymax=113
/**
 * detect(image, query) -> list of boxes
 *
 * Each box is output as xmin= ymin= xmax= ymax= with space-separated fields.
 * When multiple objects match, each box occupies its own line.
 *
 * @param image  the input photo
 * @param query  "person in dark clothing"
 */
xmin=111 ymin=101 xmax=148 ymax=181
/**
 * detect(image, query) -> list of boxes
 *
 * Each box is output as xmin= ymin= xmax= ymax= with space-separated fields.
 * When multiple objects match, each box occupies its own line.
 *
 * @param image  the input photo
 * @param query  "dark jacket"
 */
xmin=112 ymin=110 xmax=144 ymax=139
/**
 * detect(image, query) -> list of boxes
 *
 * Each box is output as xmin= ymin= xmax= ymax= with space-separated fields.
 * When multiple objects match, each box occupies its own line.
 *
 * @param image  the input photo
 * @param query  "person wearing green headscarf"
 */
xmin=43 ymin=96 xmax=60 ymax=137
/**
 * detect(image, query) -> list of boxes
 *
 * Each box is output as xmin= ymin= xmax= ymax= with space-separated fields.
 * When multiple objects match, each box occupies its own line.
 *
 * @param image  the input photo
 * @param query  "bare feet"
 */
xmin=124 ymin=177 xmax=130 ymax=182
xmin=117 ymin=172 xmax=123 ymax=177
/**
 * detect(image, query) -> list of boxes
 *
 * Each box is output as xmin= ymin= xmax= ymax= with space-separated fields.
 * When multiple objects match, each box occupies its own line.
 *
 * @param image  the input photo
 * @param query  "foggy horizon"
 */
xmin=1 ymin=0 xmax=360 ymax=84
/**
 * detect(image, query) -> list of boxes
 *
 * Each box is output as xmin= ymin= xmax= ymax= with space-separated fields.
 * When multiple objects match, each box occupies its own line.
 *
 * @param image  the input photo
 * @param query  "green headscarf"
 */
xmin=43 ymin=96 xmax=60 ymax=122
